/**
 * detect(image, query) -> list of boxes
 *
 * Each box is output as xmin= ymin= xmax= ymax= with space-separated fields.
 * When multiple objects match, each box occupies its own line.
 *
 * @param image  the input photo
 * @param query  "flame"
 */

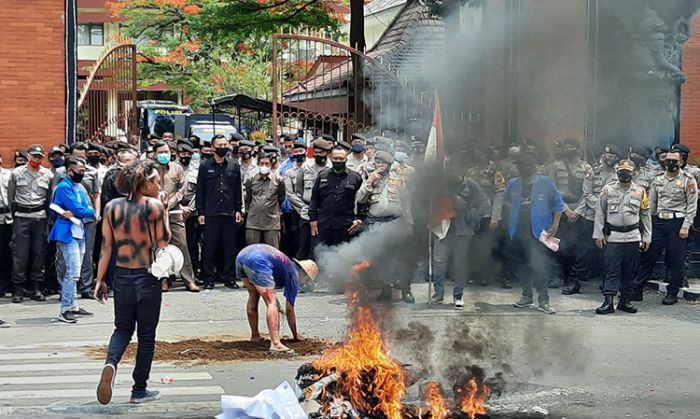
xmin=313 ymin=261 xmax=406 ymax=419
xmin=425 ymin=382 xmax=448 ymax=419
xmin=457 ymin=378 xmax=489 ymax=419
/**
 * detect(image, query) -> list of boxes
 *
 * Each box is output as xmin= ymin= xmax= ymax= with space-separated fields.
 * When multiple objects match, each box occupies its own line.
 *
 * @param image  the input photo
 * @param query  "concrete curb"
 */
xmin=647 ymin=280 xmax=700 ymax=301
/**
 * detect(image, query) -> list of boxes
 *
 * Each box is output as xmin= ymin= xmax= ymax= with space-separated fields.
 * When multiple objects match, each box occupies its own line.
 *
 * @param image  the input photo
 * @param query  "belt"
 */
xmin=657 ymin=212 xmax=685 ymax=220
xmin=0 ymin=207 xmax=9 ymax=215
xmin=115 ymin=267 xmax=150 ymax=275
xmin=366 ymin=215 xmax=400 ymax=224
xmin=13 ymin=204 xmax=44 ymax=213
xmin=605 ymin=222 xmax=640 ymax=233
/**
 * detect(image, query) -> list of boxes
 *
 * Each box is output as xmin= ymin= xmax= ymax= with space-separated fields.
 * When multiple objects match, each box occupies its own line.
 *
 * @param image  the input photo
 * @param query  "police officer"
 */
xmin=196 ymin=135 xmax=244 ymax=290
xmin=357 ymin=151 xmax=415 ymax=303
xmin=0 ymin=151 xmax=13 ymax=298
xmin=177 ymin=140 xmax=203 ymax=281
xmin=631 ymin=150 xmax=697 ymax=305
xmin=593 ymin=160 xmax=652 ymax=314
xmin=7 ymin=144 xmax=53 ymax=303
xmin=575 ymin=144 xmax=621 ymax=289
xmin=294 ymin=138 xmax=332 ymax=259
xmin=347 ymin=133 xmax=368 ymax=172
xmin=669 ymin=143 xmax=700 ymax=287
xmin=629 ymin=146 xmax=655 ymax=191
xmin=545 ymin=138 xmax=592 ymax=293
xmin=284 ymin=141 xmax=309 ymax=258
xmin=309 ymin=146 xmax=363 ymax=247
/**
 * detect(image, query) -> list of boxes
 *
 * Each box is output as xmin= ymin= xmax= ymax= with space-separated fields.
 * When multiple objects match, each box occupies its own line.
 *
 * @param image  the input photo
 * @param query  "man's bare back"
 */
xmin=103 ymin=197 xmax=171 ymax=268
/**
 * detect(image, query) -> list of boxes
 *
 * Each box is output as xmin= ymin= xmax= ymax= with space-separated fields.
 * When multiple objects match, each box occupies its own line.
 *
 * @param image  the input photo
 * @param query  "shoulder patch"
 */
xmin=641 ymin=191 xmax=650 ymax=210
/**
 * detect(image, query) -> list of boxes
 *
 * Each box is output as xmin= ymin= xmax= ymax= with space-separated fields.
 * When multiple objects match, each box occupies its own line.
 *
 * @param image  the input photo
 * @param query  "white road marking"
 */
xmin=0 ymin=372 xmax=213 ymax=385
xmin=0 ymin=362 xmax=174 ymax=373
xmin=0 ymin=351 xmax=83 ymax=361
xmin=0 ymin=385 xmax=225 ymax=400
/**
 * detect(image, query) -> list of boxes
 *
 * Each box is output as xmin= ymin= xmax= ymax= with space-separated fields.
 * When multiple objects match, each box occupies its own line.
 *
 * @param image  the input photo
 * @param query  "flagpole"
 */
xmin=427 ymin=229 xmax=433 ymax=305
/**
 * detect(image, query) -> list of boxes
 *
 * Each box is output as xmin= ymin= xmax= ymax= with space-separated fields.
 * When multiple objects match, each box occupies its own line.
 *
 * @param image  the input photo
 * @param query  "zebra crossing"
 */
xmin=0 ymin=340 xmax=223 ymax=417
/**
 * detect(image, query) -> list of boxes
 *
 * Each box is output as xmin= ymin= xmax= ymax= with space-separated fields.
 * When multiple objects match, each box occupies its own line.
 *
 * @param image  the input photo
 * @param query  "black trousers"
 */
xmin=633 ymin=217 xmax=687 ymax=297
xmin=185 ymin=216 xmax=202 ymax=276
xmin=11 ymin=217 xmax=47 ymax=288
xmin=202 ymin=215 xmax=238 ymax=285
xmin=316 ymin=225 xmax=351 ymax=248
xmin=557 ymin=218 xmax=593 ymax=282
xmin=296 ymin=219 xmax=313 ymax=260
xmin=106 ymin=268 xmax=161 ymax=393
xmin=281 ymin=211 xmax=299 ymax=258
xmin=0 ymin=224 xmax=12 ymax=293
xmin=602 ymin=242 xmax=640 ymax=296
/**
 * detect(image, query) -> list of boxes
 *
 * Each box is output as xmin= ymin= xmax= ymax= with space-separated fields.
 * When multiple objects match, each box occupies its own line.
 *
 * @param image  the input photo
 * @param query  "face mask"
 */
xmin=69 ymin=171 xmax=84 ymax=184
xmin=394 ymin=152 xmax=407 ymax=163
xmin=50 ymin=158 xmax=64 ymax=168
xmin=240 ymin=151 xmax=252 ymax=160
xmin=666 ymin=160 xmax=679 ymax=172
xmin=332 ymin=161 xmax=346 ymax=171
xmin=202 ymin=152 xmax=213 ymax=160
xmin=215 ymin=147 xmax=229 ymax=158
xmin=258 ymin=166 xmax=271 ymax=176
xmin=28 ymin=160 xmax=42 ymax=169
xmin=180 ymin=157 xmax=191 ymax=166
xmin=191 ymin=153 xmax=201 ymax=162
xmin=315 ymin=156 xmax=327 ymax=165
xmin=157 ymin=154 xmax=170 ymax=165
xmin=294 ymin=154 xmax=306 ymax=163
xmin=87 ymin=155 xmax=100 ymax=165
xmin=617 ymin=172 xmax=632 ymax=183
xmin=352 ymin=144 xmax=365 ymax=154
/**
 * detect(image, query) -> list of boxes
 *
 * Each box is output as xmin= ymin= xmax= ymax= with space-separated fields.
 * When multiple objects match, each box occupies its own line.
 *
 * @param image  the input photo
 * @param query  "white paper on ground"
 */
xmin=216 ymin=381 xmax=306 ymax=419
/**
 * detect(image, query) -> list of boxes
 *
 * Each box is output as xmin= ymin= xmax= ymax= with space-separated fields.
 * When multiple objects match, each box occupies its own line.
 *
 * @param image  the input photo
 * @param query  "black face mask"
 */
xmin=180 ymin=157 xmax=191 ymax=166
xmin=240 ymin=151 xmax=252 ymax=160
xmin=87 ymin=155 xmax=100 ymax=165
xmin=201 ymin=152 xmax=213 ymax=160
xmin=293 ymin=154 xmax=307 ymax=163
xmin=666 ymin=160 xmax=679 ymax=172
xmin=69 ymin=171 xmax=84 ymax=184
xmin=617 ymin=172 xmax=633 ymax=183
xmin=332 ymin=161 xmax=346 ymax=171
xmin=315 ymin=156 xmax=327 ymax=165
xmin=215 ymin=147 xmax=229 ymax=158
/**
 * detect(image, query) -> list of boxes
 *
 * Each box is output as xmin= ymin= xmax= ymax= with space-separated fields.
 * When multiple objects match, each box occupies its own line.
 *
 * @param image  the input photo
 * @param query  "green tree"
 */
xmin=109 ymin=0 xmax=345 ymax=109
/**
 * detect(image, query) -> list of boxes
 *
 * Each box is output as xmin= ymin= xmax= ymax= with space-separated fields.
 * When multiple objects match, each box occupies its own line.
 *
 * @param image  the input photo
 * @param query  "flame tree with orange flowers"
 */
xmin=107 ymin=0 xmax=347 ymax=109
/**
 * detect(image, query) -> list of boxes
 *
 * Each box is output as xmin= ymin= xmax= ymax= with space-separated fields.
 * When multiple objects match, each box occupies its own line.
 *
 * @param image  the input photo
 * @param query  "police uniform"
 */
xmin=293 ymin=139 xmax=332 ymax=259
xmin=0 ymin=166 xmax=13 ymax=296
xmin=7 ymin=145 xmax=53 ymax=301
xmin=180 ymin=155 xmax=202 ymax=281
xmin=593 ymin=161 xmax=651 ymax=313
xmin=632 ymin=169 xmax=697 ymax=302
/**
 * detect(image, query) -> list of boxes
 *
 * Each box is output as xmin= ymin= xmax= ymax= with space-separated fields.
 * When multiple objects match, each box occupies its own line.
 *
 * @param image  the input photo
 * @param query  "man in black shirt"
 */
xmin=196 ymin=135 xmax=244 ymax=289
xmin=309 ymin=146 xmax=363 ymax=248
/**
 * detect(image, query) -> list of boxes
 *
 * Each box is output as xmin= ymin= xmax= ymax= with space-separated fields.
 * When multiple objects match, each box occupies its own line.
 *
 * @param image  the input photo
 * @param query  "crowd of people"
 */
xmin=0 ymin=132 xmax=697 ymax=327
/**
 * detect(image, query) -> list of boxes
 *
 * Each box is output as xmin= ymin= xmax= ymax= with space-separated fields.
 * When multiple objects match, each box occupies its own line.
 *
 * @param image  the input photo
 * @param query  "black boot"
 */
xmin=30 ymin=283 xmax=46 ymax=302
xmin=596 ymin=295 xmax=615 ymax=314
xmin=562 ymin=279 xmax=581 ymax=295
xmin=662 ymin=294 xmax=678 ymax=305
xmin=617 ymin=294 xmax=638 ymax=313
xmin=630 ymin=288 xmax=643 ymax=302
xmin=401 ymin=290 xmax=415 ymax=304
xmin=12 ymin=285 xmax=23 ymax=304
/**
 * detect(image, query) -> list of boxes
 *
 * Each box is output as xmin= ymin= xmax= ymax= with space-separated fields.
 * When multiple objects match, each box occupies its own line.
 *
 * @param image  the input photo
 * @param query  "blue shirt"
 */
xmin=279 ymin=156 xmax=296 ymax=213
xmin=505 ymin=176 xmax=565 ymax=240
xmin=48 ymin=178 xmax=96 ymax=244
xmin=236 ymin=244 xmax=300 ymax=305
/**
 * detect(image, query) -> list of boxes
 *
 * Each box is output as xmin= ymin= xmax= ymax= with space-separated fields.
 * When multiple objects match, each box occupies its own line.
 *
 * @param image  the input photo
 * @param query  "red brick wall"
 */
xmin=680 ymin=14 xmax=700 ymax=160
xmin=0 ymin=2 xmax=66 ymax=168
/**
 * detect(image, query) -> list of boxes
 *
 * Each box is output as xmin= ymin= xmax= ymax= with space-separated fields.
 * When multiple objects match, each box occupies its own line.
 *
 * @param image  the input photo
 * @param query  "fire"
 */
xmin=313 ymin=261 xmax=406 ymax=419
xmin=425 ymin=382 xmax=448 ymax=419
xmin=457 ymin=377 xmax=489 ymax=419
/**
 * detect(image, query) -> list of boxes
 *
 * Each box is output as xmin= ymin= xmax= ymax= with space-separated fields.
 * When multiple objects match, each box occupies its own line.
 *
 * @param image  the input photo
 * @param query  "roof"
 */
xmin=211 ymin=93 xmax=308 ymax=115
xmin=365 ymin=0 xmax=407 ymax=16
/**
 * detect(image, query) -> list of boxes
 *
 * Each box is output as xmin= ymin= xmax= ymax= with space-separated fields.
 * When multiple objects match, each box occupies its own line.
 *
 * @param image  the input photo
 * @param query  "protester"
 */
xmin=95 ymin=159 xmax=170 ymax=405
xmin=49 ymin=158 xmax=96 ymax=323
xmin=236 ymin=243 xmax=317 ymax=353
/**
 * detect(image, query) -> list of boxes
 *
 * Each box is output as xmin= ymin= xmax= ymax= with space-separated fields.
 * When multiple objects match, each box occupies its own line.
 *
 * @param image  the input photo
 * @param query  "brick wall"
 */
xmin=680 ymin=14 xmax=700 ymax=160
xmin=0 ymin=2 xmax=66 ymax=168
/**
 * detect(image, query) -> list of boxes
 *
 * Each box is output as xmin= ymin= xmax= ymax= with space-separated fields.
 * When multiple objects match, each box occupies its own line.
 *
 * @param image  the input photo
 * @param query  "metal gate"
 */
xmin=77 ymin=44 xmax=138 ymax=144
xmin=271 ymin=34 xmax=446 ymax=143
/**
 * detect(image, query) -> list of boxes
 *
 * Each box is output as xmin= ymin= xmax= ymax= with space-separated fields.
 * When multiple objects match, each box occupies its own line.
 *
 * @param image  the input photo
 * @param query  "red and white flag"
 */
xmin=425 ymin=93 xmax=456 ymax=240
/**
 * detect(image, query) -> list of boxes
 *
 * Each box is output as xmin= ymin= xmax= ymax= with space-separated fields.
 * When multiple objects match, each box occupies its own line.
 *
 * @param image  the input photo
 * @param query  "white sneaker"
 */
xmin=454 ymin=298 xmax=465 ymax=308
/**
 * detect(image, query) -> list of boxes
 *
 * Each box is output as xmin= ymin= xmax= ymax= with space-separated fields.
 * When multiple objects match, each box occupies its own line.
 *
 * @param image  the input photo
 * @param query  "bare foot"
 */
xmin=269 ymin=343 xmax=293 ymax=353
xmin=250 ymin=335 xmax=264 ymax=342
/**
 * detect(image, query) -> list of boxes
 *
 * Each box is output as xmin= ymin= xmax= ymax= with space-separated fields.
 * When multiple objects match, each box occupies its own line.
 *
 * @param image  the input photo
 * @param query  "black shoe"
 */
xmin=31 ymin=290 xmax=46 ymax=302
xmin=58 ymin=311 xmax=78 ymax=323
xmin=501 ymin=279 xmax=513 ymax=289
xmin=617 ymin=296 xmax=638 ymax=314
xmin=12 ymin=289 xmax=23 ymax=303
xmin=72 ymin=308 xmax=94 ymax=316
xmin=596 ymin=295 xmax=615 ymax=315
xmin=562 ymin=281 xmax=580 ymax=295
xmin=0 ymin=319 xmax=9 ymax=328
xmin=662 ymin=294 xmax=678 ymax=305
xmin=401 ymin=291 xmax=415 ymax=304
xmin=204 ymin=283 xmax=214 ymax=290
xmin=224 ymin=282 xmax=240 ymax=290
xmin=630 ymin=289 xmax=643 ymax=302
xmin=81 ymin=291 xmax=94 ymax=299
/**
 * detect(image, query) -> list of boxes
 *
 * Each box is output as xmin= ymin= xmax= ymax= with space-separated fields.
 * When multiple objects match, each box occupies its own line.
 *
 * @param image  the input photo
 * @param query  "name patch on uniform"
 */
xmin=207 ymin=169 xmax=215 ymax=173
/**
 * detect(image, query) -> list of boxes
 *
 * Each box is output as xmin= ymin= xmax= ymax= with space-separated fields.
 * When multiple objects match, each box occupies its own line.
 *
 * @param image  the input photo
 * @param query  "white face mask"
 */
xmin=258 ymin=166 xmax=271 ymax=175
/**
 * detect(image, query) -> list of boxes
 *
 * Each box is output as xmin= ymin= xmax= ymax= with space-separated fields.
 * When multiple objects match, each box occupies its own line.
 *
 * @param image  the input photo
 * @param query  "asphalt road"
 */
xmin=0 ymin=280 xmax=697 ymax=419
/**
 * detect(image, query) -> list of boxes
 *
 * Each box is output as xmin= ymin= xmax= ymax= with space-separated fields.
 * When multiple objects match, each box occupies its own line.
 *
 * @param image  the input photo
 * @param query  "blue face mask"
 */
xmin=191 ymin=153 xmax=201 ymax=162
xmin=50 ymin=158 xmax=64 ymax=168
xmin=351 ymin=144 xmax=365 ymax=154
xmin=157 ymin=154 xmax=170 ymax=165
xmin=394 ymin=152 xmax=407 ymax=163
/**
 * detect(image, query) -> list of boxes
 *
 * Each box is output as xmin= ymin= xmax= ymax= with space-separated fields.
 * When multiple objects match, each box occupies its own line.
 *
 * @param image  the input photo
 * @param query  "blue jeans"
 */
xmin=57 ymin=239 xmax=85 ymax=313
xmin=432 ymin=233 xmax=470 ymax=300
xmin=106 ymin=268 xmax=162 ymax=393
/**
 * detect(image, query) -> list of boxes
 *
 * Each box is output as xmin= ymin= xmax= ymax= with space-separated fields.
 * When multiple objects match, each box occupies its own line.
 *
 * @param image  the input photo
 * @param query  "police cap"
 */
xmin=374 ymin=150 xmax=394 ymax=164
xmin=238 ymin=140 xmax=256 ymax=148
xmin=617 ymin=159 xmax=635 ymax=172
xmin=262 ymin=145 xmax=280 ymax=154
xmin=230 ymin=132 xmax=245 ymax=142
xmin=312 ymin=139 xmax=332 ymax=151
xmin=337 ymin=140 xmax=352 ymax=152
xmin=603 ymin=144 xmax=621 ymax=156
xmin=351 ymin=132 xmax=368 ymax=142
xmin=629 ymin=145 xmax=652 ymax=156
xmin=27 ymin=144 xmax=45 ymax=156
xmin=320 ymin=134 xmax=336 ymax=143
xmin=292 ymin=141 xmax=307 ymax=150
xmin=49 ymin=146 xmax=64 ymax=157
xmin=671 ymin=143 xmax=691 ymax=155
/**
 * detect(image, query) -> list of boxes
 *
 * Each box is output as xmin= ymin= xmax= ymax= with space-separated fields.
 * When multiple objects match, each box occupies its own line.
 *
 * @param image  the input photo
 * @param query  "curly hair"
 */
xmin=115 ymin=159 xmax=158 ymax=198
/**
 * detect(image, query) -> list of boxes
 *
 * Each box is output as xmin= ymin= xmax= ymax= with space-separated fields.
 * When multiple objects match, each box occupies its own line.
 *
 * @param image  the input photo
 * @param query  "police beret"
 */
xmin=254 ymin=140 xmax=262 ymax=147
xmin=603 ymin=144 xmax=621 ymax=156
xmin=617 ymin=159 xmax=635 ymax=172
xmin=561 ymin=138 xmax=581 ymax=148
xmin=351 ymin=132 xmax=368 ymax=142
xmin=337 ymin=140 xmax=352 ymax=151
xmin=27 ymin=144 xmax=45 ymax=156
xmin=366 ymin=137 xmax=377 ymax=146
xmin=230 ymin=133 xmax=245 ymax=142
xmin=292 ymin=141 xmax=307 ymax=150
xmin=374 ymin=150 xmax=394 ymax=164
xmin=629 ymin=145 xmax=652 ymax=156
xmin=238 ymin=140 xmax=256 ymax=148
xmin=671 ymin=143 xmax=691 ymax=154
xmin=177 ymin=142 xmax=193 ymax=153
xmin=312 ymin=139 xmax=332 ymax=151
xmin=88 ymin=142 xmax=105 ymax=153
xmin=320 ymin=134 xmax=336 ymax=143
xmin=262 ymin=145 xmax=279 ymax=153
xmin=114 ymin=142 xmax=137 ymax=152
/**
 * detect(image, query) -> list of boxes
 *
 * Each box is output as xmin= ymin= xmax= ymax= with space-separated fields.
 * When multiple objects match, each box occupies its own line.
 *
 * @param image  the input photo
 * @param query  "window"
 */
xmin=78 ymin=23 xmax=104 ymax=46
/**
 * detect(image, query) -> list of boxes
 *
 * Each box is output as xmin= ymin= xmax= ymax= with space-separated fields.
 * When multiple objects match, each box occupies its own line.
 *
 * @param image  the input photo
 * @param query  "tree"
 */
xmin=109 ymin=0 xmax=345 ymax=109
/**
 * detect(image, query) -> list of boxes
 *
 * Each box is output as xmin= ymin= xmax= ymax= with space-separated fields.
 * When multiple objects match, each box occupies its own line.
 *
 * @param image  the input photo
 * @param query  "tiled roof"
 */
xmin=365 ymin=0 xmax=407 ymax=16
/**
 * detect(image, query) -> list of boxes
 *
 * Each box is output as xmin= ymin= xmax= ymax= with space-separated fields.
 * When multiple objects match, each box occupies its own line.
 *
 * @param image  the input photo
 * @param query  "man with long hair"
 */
xmin=94 ymin=160 xmax=171 ymax=405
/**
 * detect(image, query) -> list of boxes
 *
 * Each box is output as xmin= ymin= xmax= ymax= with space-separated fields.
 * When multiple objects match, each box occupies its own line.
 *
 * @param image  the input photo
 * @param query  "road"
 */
xmin=0 ymin=280 xmax=697 ymax=418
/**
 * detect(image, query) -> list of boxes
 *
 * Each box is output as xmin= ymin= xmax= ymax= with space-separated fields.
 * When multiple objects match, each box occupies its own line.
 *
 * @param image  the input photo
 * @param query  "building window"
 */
xmin=78 ymin=23 xmax=104 ymax=46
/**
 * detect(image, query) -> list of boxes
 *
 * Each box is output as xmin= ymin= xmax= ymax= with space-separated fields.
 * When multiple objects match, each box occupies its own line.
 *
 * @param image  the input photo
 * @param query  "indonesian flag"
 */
xmin=425 ymin=93 xmax=456 ymax=240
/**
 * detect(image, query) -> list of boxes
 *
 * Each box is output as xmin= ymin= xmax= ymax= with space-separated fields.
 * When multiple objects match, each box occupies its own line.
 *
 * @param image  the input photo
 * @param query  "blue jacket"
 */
xmin=279 ymin=156 xmax=296 ymax=213
xmin=505 ymin=175 xmax=565 ymax=240
xmin=48 ymin=178 xmax=96 ymax=244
